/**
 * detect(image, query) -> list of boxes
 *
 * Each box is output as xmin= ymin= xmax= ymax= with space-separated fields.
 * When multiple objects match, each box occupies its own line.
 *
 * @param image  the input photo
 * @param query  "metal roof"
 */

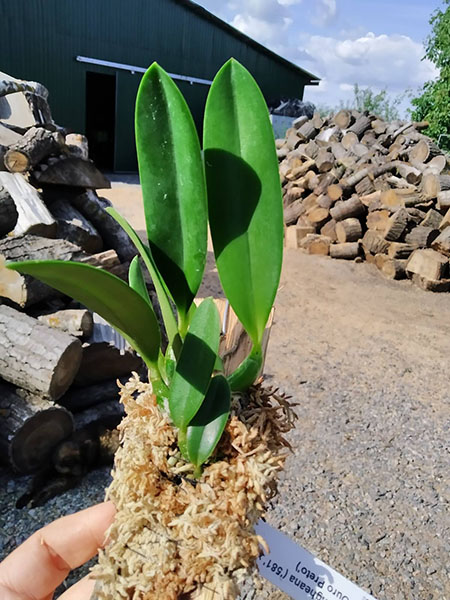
xmin=175 ymin=0 xmax=320 ymax=84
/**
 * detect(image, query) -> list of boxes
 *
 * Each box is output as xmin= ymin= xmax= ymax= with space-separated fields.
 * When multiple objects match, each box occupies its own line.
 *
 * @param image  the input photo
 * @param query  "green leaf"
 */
xmin=227 ymin=345 xmax=262 ymax=392
xmin=7 ymin=261 xmax=160 ymax=368
xmin=186 ymin=374 xmax=230 ymax=472
xmin=203 ymin=59 xmax=283 ymax=346
xmin=106 ymin=207 xmax=178 ymax=347
xmin=129 ymin=256 xmax=151 ymax=304
xmin=169 ymin=298 xmax=220 ymax=430
xmin=136 ymin=62 xmax=208 ymax=321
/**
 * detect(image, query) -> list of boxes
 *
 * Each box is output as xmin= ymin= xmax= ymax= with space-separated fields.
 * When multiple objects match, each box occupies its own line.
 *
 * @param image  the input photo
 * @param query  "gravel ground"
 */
xmin=1 ymin=185 xmax=449 ymax=599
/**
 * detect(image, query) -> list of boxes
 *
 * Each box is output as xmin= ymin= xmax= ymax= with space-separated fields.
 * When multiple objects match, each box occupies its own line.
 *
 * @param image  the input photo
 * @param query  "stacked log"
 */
xmin=279 ymin=109 xmax=450 ymax=292
xmin=0 ymin=72 xmax=144 ymax=476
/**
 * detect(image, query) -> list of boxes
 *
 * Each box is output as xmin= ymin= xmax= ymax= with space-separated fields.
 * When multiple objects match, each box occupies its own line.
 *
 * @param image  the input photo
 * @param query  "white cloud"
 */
xmin=311 ymin=0 xmax=337 ymax=26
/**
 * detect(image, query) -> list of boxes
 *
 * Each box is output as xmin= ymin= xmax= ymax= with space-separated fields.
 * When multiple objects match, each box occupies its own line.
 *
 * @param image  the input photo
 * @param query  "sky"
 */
xmin=193 ymin=0 xmax=443 ymax=115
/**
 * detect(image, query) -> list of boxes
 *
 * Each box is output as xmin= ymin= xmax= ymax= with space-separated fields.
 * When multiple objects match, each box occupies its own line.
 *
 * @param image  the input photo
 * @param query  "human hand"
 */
xmin=0 ymin=501 xmax=115 ymax=600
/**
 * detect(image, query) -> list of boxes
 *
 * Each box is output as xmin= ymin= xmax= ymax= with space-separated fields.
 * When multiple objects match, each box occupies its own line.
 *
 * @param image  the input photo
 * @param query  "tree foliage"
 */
xmin=411 ymin=0 xmax=450 ymax=150
xmin=317 ymin=84 xmax=404 ymax=121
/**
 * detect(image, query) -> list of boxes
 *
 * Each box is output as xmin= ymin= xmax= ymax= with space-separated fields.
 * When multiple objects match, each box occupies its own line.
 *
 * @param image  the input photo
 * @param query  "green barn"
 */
xmin=0 ymin=0 xmax=319 ymax=171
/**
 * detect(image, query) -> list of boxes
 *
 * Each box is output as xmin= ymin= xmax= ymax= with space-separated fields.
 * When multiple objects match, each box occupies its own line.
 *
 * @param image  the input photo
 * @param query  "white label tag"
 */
xmin=255 ymin=520 xmax=378 ymax=600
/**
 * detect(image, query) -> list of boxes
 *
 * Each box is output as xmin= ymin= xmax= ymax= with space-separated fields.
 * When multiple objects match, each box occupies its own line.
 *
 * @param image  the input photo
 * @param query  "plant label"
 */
xmin=255 ymin=520 xmax=377 ymax=600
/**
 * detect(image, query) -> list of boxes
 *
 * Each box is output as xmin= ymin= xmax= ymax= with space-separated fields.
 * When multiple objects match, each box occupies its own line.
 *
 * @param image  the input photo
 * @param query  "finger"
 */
xmin=58 ymin=575 xmax=96 ymax=600
xmin=0 ymin=501 xmax=115 ymax=600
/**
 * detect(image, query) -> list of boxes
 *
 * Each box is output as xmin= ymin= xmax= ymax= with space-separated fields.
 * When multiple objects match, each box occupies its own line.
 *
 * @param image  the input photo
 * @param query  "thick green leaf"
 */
xmin=136 ymin=62 xmax=207 ymax=322
xmin=7 ymin=261 xmax=160 ymax=368
xmin=169 ymin=298 xmax=220 ymax=430
xmin=129 ymin=256 xmax=151 ymax=304
xmin=106 ymin=207 xmax=178 ymax=347
xmin=186 ymin=374 xmax=230 ymax=471
xmin=203 ymin=59 xmax=283 ymax=345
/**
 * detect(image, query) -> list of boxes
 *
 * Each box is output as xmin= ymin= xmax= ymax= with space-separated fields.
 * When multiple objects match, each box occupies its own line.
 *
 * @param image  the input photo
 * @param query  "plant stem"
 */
xmin=227 ymin=342 xmax=263 ymax=391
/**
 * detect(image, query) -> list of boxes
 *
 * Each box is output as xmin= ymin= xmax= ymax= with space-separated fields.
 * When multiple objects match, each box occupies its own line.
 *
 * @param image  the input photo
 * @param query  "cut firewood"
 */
xmin=284 ymin=224 xmax=315 ymax=248
xmin=330 ymin=196 xmax=365 ymax=221
xmin=79 ymin=249 xmax=121 ymax=271
xmin=327 ymin=184 xmax=343 ymax=202
xmin=315 ymin=149 xmax=334 ymax=173
xmin=409 ymin=138 xmax=442 ymax=163
xmin=366 ymin=209 xmax=390 ymax=232
xmin=437 ymin=190 xmax=450 ymax=212
xmin=306 ymin=206 xmax=329 ymax=227
xmin=335 ymin=218 xmax=362 ymax=243
xmin=404 ymin=226 xmax=439 ymax=248
xmin=48 ymin=199 xmax=103 ymax=254
xmin=37 ymin=309 xmax=94 ymax=339
xmin=71 ymin=191 xmax=137 ymax=262
xmin=341 ymin=131 xmax=358 ymax=150
xmin=362 ymin=230 xmax=389 ymax=255
xmin=355 ymin=176 xmax=376 ymax=197
xmin=0 ymin=304 xmax=82 ymax=399
xmin=297 ymin=120 xmax=317 ymax=141
xmin=329 ymin=242 xmax=359 ymax=259
xmin=4 ymin=127 xmax=64 ymax=173
xmin=0 ymin=381 xmax=73 ymax=473
xmin=299 ymin=234 xmax=330 ymax=255
xmin=384 ymin=208 xmax=410 ymax=241
xmin=58 ymin=377 xmax=128 ymax=412
xmin=420 ymin=209 xmax=443 ymax=229
xmin=374 ymin=253 xmax=390 ymax=270
xmin=292 ymin=115 xmax=309 ymax=130
xmin=421 ymin=173 xmax=450 ymax=200
xmin=424 ymin=155 xmax=447 ymax=175
xmin=381 ymin=259 xmax=407 ymax=280
xmin=0 ymin=185 xmax=18 ymax=236
xmin=431 ymin=228 xmax=450 ymax=257
xmin=348 ymin=115 xmax=373 ymax=138
xmin=32 ymin=156 xmax=111 ymax=189
xmin=340 ymin=161 xmax=398 ymax=191
xmin=65 ymin=133 xmax=89 ymax=160
xmin=0 ymin=235 xmax=84 ymax=307
xmin=360 ymin=190 xmax=382 ymax=207
xmin=0 ymin=172 xmax=57 ymax=237
xmin=439 ymin=209 xmax=450 ymax=231
xmin=371 ymin=119 xmax=387 ymax=135
xmin=74 ymin=341 xmax=143 ymax=386
xmin=284 ymin=198 xmax=306 ymax=225
xmin=406 ymin=248 xmax=448 ymax=281
xmin=395 ymin=163 xmax=422 ymax=185
xmin=410 ymin=273 xmax=450 ymax=292
xmin=387 ymin=242 xmax=415 ymax=259
xmin=320 ymin=219 xmax=337 ymax=242
xmin=317 ymin=194 xmax=334 ymax=210
xmin=333 ymin=109 xmax=353 ymax=129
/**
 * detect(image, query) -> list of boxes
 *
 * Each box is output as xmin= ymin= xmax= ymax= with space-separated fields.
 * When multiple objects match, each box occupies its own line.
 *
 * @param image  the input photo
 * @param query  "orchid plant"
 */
xmin=7 ymin=59 xmax=283 ymax=476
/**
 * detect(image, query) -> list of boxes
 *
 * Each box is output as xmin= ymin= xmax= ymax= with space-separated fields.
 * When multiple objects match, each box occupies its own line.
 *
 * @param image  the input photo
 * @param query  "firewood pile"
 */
xmin=0 ymin=72 xmax=140 ymax=476
xmin=280 ymin=109 xmax=450 ymax=292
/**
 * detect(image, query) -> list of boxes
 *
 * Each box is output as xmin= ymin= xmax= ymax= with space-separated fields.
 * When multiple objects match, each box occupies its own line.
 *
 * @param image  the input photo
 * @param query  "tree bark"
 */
xmin=299 ymin=234 xmax=330 ymax=255
xmin=420 ymin=209 xmax=443 ymax=229
xmin=37 ymin=309 xmax=94 ymax=339
xmin=284 ymin=198 xmax=306 ymax=225
xmin=387 ymin=242 xmax=415 ymax=259
xmin=404 ymin=226 xmax=439 ymax=248
xmin=320 ymin=219 xmax=337 ymax=242
xmin=348 ymin=115 xmax=373 ymax=138
xmin=381 ymin=259 xmax=407 ymax=280
xmin=4 ymin=127 xmax=64 ymax=173
xmin=355 ymin=176 xmax=376 ymax=197
xmin=315 ymin=149 xmax=334 ymax=173
xmin=58 ymin=377 xmax=128 ymax=413
xmin=362 ymin=230 xmax=389 ymax=255
xmin=431 ymin=228 xmax=450 ymax=257
xmin=32 ymin=157 xmax=111 ymax=189
xmin=384 ymin=208 xmax=410 ymax=241
xmin=330 ymin=197 xmax=365 ymax=221
xmin=336 ymin=218 xmax=362 ymax=243
xmin=0 ymin=305 xmax=82 ymax=399
xmin=329 ymin=242 xmax=360 ymax=259
xmin=48 ymin=199 xmax=103 ymax=254
xmin=0 ymin=382 xmax=73 ymax=473
xmin=74 ymin=342 xmax=142 ymax=387
xmin=421 ymin=174 xmax=450 ymax=200
xmin=437 ymin=190 xmax=450 ymax=212
xmin=297 ymin=120 xmax=317 ymax=141
xmin=65 ymin=133 xmax=89 ymax=160
xmin=0 ymin=185 xmax=18 ymax=236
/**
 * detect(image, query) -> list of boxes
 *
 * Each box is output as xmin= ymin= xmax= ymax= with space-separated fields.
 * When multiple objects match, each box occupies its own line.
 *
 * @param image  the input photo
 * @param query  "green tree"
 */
xmin=316 ymin=84 xmax=404 ymax=121
xmin=411 ymin=0 xmax=450 ymax=150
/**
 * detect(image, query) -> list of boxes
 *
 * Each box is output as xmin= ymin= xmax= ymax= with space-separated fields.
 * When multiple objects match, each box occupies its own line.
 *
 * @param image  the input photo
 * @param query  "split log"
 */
xmin=0 ymin=235 xmax=84 ymax=307
xmin=366 ymin=210 xmax=390 ymax=232
xmin=329 ymin=242 xmax=359 ymax=259
xmin=404 ymin=226 xmax=439 ymax=248
xmin=0 ymin=172 xmax=57 ymax=237
xmin=355 ymin=176 xmax=376 ymax=197
xmin=387 ymin=243 xmax=415 ymax=259
xmin=381 ymin=259 xmax=407 ymax=280
xmin=316 ymin=126 xmax=338 ymax=143
xmin=421 ymin=173 xmax=450 ymax=200
xmin=285 ymin=224 xmax=315 ymax=248
xmin=285 ymin=130 xmax=301 ymax=151
xmin=299 ymin=234 xmax=330 ymax=255
xmin=38 ymin=309 xmax=94 ymax=339
xmin=302 ymin=193 xmax=318 ymax=211
xmin=362 ymin=231 xmax=389 ymax=255
xmin=431 ymin=229 xmax=450 ymax=257
xmin=4 ymin=127 xmax=64 ymax=173
xmin=305 ymin=206 xmax=329 ymax=227
xmin=0 ymin=305 xmax=82 ymax=399
xmin=384 ymin=208 xmax=410 ymax=241
xmin=380 ymin=189 xmax=404 ymax=208
xmin=0 ymin=185 xmax=18 ymax=236
xmin=297 ymin=120 xmax=317 ymax=141
xmin=313 ymin=172 xmax=337 ymax=197
xmin=48 ymin=199 xmax=103 ymax=254
xmin=71 ymin=191 xmax=137 ymax=262
xmin=437 ymin=191 xmax=450 ymax=212
xmin=32 ymin=156 xmax=111 ymax=189
xmin=420 ymin=209 xmax=443 ymax=229
xmin=320 ymin=219 xmax=337 ymax=242
xmin=336 ymin=218 xmax=362 ymax=243
xmin=410 ymin=273 xmax=450 ymax=293
xmin=0 ymin=382 xmax=73 ymax=473
xmin=315 ymin=149 xmax=334 ymax=172
xmin=330 ymin=197 xmax=365 ymax=221
xmin=303 ymin=140 xmax=319 ymax=159
xmin=360 ymin=190 xmax=382 ymax=207
xmin=334 ymin=110 xmax=353 ymax=129
xmin=65 ymin=133 xmax=89 ymax=160
xmin=58 ymin=377 xmax=128 ymax=413
xmin=406 ymin=249 xmax=448 ymax=281
xmin=312 ymin=112 xmax=324 ymax=130
xmin=330 ymin=142 xmax=347 ymax=161
xmin=74 ymin=342 xmax=142 ymax=386
xmin=439 ymin=209 xmax=450 ymax=231
xmin=348 ymin=115 xmax=373 ymax=138
xmin=284 ymin=198 xmax=306 ymax=225
xmin=409 ymin=138 xmax=442 ymax=163
xmin=284 ymin=186 xmax=304 ymax=205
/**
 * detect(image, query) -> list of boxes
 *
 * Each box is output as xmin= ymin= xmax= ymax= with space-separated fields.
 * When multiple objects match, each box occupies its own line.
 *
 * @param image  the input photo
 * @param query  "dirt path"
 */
xmin=102 ymin=185 xmax=449 ymax=600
